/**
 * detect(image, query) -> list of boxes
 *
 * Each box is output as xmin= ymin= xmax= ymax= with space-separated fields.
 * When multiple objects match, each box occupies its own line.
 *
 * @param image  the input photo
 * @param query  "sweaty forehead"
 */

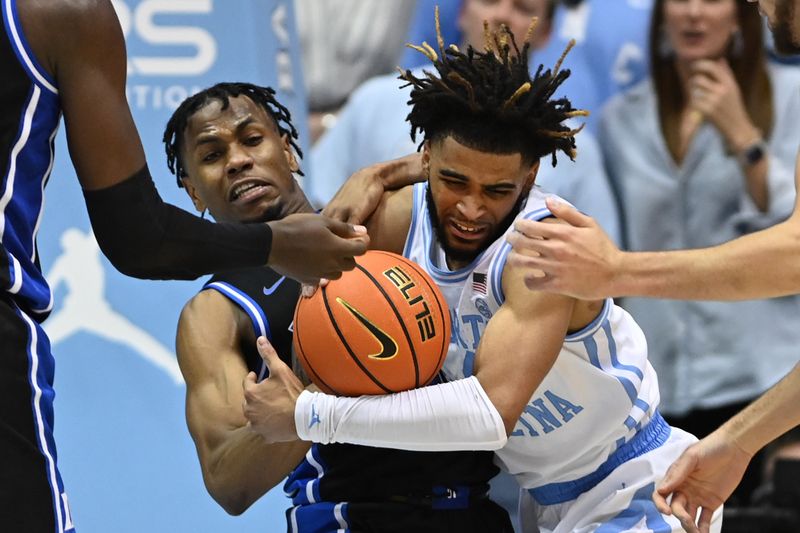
xmin=185 ymin=95 xmax=277 ymax=138
xmin=431 ymin=136 xmax=526 ymax=181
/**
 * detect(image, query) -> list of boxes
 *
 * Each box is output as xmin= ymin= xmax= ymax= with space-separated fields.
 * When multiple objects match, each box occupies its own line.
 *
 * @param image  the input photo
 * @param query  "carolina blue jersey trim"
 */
xmin=402 ymin=183 xmax=423 ymax=259
xmin=564 ymin=299 xmax=612 ymax=342
xmin=528 ymin=412 xmax=671 ymax=505
xmin=596 ymin=482 xmax=672 ymax=532
xmin=3 ymin=0 xmax=58 ymax=93
xmin=490 ymin=208 xmax=551 ymax=307
xmin=583 ymin=335 xmax=638 ymax=404
xmin=602 ymin=322 xmax=644 ymax=380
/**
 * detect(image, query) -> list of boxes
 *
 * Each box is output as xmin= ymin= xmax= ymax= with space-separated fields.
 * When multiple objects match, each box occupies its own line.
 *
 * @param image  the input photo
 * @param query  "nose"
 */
xmin=488 ymin=0 xmax=514 ymax=29
xmin=226 ymin=143 xmax=254 ymax=176
xmin=456 ymin=195 xmax=485 ymax=221
xmin=687 ymin=0 xmax=703 ymax=17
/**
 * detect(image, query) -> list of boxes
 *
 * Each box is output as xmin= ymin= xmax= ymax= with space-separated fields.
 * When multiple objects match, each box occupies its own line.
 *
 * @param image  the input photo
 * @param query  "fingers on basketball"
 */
xmin=293 ymin=250 xmax=450 ymax=396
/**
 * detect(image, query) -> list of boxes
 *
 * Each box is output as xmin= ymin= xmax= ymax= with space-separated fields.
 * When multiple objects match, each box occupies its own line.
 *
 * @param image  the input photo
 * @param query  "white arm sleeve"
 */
xmin=295 ymin=376 xmax=508 ymax=451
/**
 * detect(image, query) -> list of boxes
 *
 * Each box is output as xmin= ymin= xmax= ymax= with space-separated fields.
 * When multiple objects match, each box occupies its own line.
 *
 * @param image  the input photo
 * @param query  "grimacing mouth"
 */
xmin=228 ymin=178 xmax=272 ymax=202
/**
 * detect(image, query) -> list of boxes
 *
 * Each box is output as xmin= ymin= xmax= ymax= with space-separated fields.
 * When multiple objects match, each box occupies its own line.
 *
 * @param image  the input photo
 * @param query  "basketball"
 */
xmin=293 ymin=250 xmax=451 ymax=396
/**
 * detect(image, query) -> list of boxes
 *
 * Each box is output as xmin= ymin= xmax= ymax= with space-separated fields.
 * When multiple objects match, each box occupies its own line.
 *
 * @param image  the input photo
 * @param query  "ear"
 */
xmin=524 ymin=160 xmax=540 ymax=190
xmin=281 ymin=133 xmax=300 ymax=173
xmin=181 ymin=176 xmax=206 ymax=213
xmin=421 ymin=141 xmax=432 ymax=178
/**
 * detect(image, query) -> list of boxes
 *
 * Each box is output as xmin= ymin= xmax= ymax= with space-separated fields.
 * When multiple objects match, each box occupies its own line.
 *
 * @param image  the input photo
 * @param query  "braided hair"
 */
xmin=163 ymin=82 xmax=302 ymax=187
xmin=400 ymin=9 xmax=587 ymax=167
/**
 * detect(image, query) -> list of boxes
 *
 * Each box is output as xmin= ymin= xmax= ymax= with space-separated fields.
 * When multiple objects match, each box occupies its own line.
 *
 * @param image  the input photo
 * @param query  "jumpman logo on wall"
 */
xmin=43 ymin=228 xmax=183 ymax=384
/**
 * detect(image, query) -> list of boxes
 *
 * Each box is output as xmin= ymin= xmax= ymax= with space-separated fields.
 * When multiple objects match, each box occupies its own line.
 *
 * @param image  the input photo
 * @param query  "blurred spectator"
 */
xmin=294 ymin=0 xmax=417 ymax=142
xmin=309 ymin=0 xmax=621 ymax=245
xmin=400 ymin=0 xmax=462 ymax=67
xmin=401 ymin=0 xmax=654 ymax=130
xmin=599 ymin=0 xmax=800 ymax=505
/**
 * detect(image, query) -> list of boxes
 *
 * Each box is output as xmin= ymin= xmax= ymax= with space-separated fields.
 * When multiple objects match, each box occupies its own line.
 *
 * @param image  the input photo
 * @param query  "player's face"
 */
xmin=459 ymin=0 xmax=552 ymax=51
xmin=751 ymin=0 xmax=800 ymax=53
xmin=424 ymin=136 xmax=537 ymax=269
xmin=180 ymin=96 xmax=304 ymax=224
xmin=663 ymin=0 xmax=739 ymax=62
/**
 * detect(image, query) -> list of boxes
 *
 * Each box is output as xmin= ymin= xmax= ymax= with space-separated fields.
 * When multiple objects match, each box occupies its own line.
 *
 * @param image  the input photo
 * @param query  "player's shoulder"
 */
xmin=21 ymin=0 xmax=116 ymax=28
xmin=19 ymin=0 xmax=123 ymax=72
xmin=366 ymin=185 xmax=414 ymax=254
xmin=177 ymin=287 xmax=242 ymax=343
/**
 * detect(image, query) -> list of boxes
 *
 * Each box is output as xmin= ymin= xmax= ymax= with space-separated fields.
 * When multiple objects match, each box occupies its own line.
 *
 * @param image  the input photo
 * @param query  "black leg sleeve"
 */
xmin=83 ymin=165 xmax=271 ymax=280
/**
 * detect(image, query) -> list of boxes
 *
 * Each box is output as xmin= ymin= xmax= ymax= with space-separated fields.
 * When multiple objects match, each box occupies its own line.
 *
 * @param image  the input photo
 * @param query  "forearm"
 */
xmin=202 ymin=427 xmax=308 ymax=514
xmin=612 ymin=219 xmax=800 ymax=300
xmin=84 ymin=166 xmax=271 ymax=279
xmin=295 ymin=376 xmax=507 ymax=451
xmin=719 ymin=363 xmax=800 ymax=456
xmin=375 ymin=153 xmax=424 ymax=190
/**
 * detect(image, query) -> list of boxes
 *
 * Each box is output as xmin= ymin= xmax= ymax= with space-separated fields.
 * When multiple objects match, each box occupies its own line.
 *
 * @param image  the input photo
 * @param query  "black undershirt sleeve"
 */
xmin=83 ymin=165 xmax=272 ymax=280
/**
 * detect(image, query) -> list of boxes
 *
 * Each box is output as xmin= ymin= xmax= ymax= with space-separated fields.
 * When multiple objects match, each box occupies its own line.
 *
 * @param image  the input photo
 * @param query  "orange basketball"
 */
xmin=293 ymin=250 xmax=451 ymax=396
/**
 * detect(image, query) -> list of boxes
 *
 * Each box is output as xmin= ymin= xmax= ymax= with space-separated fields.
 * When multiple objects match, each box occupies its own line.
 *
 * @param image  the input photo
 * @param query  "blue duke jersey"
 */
xmin=403 ymin=182 xmax=667 ymax=503
xmin=204 ymin=266 xmax=509 ymax=533
xmin=1 ymin=0 xmax=61 ymax=319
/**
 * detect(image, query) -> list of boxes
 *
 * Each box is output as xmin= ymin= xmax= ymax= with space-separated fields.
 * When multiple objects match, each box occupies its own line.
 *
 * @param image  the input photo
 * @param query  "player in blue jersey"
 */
xmin=242 ymin=19 xmax=721 ymax=532
xmin=0 ymin=1 xmax=415 ymax=529
xmin=169 ymin=82 xmax=513 ymax=532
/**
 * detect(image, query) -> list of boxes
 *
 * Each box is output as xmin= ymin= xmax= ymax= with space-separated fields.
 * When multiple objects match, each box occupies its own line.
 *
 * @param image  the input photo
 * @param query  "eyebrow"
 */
xmin=440 ymin=168 xmax=469 ymax=181
xmin=439 ymin=168 xmax=518 ymax=190
xmin=192 ymin=117 xmax=258 ymax=148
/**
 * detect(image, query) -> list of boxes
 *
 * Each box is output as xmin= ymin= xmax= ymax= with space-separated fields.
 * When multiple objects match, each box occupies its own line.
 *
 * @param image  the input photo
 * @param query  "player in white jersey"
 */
xmin=242 ymin=17 xmax=722 ymax=532
xmin=401 ymin=182 xmax=711 ymax=532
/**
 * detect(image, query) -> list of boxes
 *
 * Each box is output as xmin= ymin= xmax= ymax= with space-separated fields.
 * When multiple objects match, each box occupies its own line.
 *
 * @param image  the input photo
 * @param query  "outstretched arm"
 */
xmin=176 ymin=291 xmax=308 ymax=515
xmin=508 ymin=177 xmax=800 ymax=301
xmin=652 ymin=363 xmax=800 ymax=533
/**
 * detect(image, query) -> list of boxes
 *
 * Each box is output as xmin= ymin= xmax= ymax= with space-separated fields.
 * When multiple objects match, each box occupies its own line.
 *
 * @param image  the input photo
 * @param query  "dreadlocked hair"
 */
xmin=163 ymin=82 xmax=303 ymax=187
xmin=400 ymin=8 xmax=587 ymax=167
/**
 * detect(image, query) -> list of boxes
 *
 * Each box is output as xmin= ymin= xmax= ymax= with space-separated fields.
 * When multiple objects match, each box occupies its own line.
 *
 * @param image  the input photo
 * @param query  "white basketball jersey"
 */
xmin=403 ymin=182 xmax=664 ymax=503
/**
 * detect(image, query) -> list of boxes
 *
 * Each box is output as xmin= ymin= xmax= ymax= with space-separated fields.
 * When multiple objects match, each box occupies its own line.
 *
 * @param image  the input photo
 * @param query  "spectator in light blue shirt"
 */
xmin=599 ymin=0 xmax=800 ymax=505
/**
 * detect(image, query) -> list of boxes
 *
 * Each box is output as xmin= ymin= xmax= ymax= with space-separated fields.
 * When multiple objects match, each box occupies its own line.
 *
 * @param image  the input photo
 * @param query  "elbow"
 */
xmin=492 ymin=398 xmax=520 ymax=442
xmin=501 ymin=414 xmax=517 ymax=440
xmin=203 ymin=473 xmax=254 ymax=516
xmin=207 ymin=481 xmax=252 ymax=516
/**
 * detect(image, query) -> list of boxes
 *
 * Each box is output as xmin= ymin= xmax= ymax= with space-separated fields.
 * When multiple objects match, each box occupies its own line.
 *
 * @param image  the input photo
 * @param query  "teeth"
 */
xmin=232 ymin=182 xmax=258 ymax=200
xmin=454 ymin=221 xmax=480 ymax=233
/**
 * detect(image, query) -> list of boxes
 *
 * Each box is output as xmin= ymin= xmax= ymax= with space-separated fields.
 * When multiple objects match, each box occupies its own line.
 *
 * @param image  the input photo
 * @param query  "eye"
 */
xmin=244 ymin=135 xmax=263 ymax=146
xmin=441 ymin=177 xmax=466 ymax=188
xmin=486 ymin=188 xmax=512 ymax=198
xmin=202 ymin=151 xmax=220 ymax=163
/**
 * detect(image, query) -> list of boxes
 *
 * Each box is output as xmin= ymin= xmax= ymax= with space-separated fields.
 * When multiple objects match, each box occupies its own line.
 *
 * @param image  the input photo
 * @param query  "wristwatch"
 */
xmin=737 ymin=138 xmax=768 ymax=167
